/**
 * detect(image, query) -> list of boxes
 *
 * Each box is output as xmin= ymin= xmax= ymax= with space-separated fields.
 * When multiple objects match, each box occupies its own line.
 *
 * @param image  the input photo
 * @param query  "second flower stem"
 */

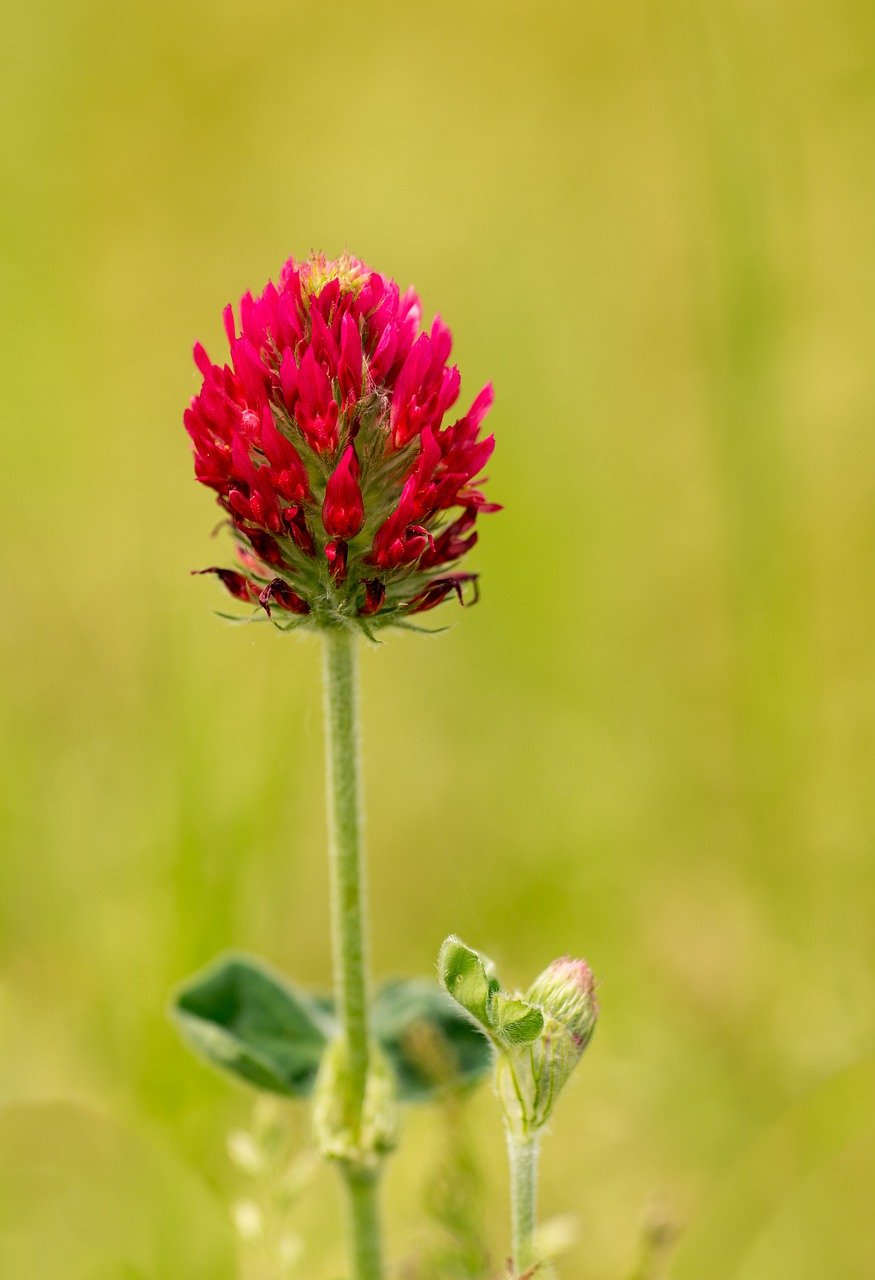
xmin=508 ymin=1131 xmax=540 ymax=1274
xmin=322 ymin=626 xmax=383 ymax=1280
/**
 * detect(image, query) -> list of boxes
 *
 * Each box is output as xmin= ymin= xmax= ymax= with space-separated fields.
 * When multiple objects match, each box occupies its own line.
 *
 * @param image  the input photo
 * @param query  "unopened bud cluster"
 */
xmin=438 ymin=937 xmax=597 ymax=1139
xmin=184 ymin=253 xmax=498 ymax=633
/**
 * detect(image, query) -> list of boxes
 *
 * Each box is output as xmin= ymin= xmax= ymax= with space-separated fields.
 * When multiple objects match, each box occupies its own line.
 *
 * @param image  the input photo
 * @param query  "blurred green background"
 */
xmin=2 ymin=0 xmax=874 ymax=1276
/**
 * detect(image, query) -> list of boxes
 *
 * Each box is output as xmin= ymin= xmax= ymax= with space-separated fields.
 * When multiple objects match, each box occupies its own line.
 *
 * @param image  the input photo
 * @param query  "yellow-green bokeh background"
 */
xmin=2 ymin=1 xmax=875 ymax=1276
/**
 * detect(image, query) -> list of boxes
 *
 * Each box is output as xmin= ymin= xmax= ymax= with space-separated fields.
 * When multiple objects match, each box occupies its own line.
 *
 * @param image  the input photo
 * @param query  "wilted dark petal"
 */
xmin=455 ymin=488 xmax=502 ymax=514
xmin=282 ymin=506 xmax=316 ymax=556
xmin=244 ymin=528 xmax=284 ymax=566
xmin=192 ymin=567 xmax=253 ymax=603
xmin=419 ymin=509 xmax=479 ymax=568
xmin=258 ymin=578 xmax=310 ymax=617
xmin=324 ymin=538 xmax=348 ymax=583
xmin=360 ymin=579 xmax=386 ymax=616
xmin=408 ymin=573 xmax=479 ymax=613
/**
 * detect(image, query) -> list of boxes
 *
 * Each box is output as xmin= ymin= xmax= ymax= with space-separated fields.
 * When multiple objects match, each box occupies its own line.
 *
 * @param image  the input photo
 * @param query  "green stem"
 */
xmin=322 ymin=627 xmax=384 ymax=1280
xmin=508 ymin=1131 xmax=540 ymax=1274
xmin=344 ymin=1168 xmax=383 ymax=1280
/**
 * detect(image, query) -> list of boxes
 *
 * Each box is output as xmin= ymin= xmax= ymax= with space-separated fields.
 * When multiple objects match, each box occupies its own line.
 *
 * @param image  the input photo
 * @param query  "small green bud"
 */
xmin=312 ymin=1038 xmax=399 ymax=1171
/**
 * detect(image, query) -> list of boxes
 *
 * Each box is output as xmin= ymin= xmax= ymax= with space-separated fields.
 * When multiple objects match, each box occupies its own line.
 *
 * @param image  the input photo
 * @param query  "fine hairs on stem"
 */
xmin=439 ymin=938 xmax=599 ymax=1278
xmin=508 ymin=1132 xmax=540 ymax=1272
xmin=322 ymin=627 xmax=384 ymax=1280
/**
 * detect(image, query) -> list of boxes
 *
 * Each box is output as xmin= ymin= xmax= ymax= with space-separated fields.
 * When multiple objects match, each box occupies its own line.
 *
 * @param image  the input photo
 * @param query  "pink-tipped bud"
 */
xmin=526 ymin=957 xmax=598 ymax=1053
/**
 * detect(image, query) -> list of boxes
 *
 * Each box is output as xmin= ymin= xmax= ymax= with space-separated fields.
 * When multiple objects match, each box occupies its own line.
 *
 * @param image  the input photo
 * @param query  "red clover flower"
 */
xmin=184 ymin=253 xmax=498 ymax=633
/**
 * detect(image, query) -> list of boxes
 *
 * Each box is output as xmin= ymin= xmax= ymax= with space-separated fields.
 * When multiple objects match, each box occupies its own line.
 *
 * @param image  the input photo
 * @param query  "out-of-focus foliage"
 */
xmin=0 ymin=1102 xmax=235 ymax=1279
xmin=1 ymin=1 xmax=874 ymax=1276
xmin=174 ymin=954 xmax=492 ymax=1102
xmin=174 ymin=955 xmax=335 ymax=1096
xmin=401 ymin=1098 xmax=492 ymax=1280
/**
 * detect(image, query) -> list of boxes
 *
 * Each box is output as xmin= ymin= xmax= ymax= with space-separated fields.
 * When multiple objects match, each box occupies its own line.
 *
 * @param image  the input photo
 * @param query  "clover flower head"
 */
xmin=184 ymin=253 xmax=498 ymax=633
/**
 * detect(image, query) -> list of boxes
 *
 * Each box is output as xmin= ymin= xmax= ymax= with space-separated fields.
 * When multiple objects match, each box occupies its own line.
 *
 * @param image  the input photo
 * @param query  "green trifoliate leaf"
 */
xmin=489 ymin=992 xmax=545 ymax=1046
xmin=373 ymin=978 xmax=494 ymax=1100
xmin=173 ymin=954 xmax=335 ymax=1097
xmin=437 ymin=935 xmax=499 ymax=1031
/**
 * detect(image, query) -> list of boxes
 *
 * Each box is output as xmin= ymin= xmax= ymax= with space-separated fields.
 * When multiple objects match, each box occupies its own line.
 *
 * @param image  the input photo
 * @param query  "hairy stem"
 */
xmin=322 ymin=627 xmax=383 ymax=1280
xmin=508 ymin=1131 xmax=540 ymax=1274
xmin=344 ymin=1167 xmax=383 ymax=1280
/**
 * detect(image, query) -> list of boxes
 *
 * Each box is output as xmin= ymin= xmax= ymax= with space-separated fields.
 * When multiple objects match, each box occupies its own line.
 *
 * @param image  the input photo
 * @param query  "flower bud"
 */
xmin=438 ymin=936 xmax=598 ymax=1140
xmin=498 ymin=957 xmax=598 ymax=1139
xmin=526 ymin=957 xmax=598 ymax=1056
